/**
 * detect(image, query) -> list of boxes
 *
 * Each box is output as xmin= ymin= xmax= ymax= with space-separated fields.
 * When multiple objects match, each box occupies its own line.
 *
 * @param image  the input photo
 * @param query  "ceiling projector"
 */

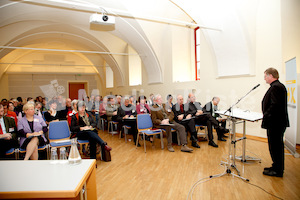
xmin=89 ymin=13 xmax=115 ymax=25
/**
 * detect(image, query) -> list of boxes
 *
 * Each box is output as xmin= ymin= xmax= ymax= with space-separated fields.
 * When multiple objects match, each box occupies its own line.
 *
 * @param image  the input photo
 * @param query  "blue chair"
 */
xmin=136 ymin=114 xmax=164 ymax=153
xmin=195 ymin=124 xmax=208 ymax=140
xmin=108 ymin=121 xmax=119 ymax=135
xmin=78 ymin=139 xmax=89 ymax=156
xmin=19 ymin=144 xmax=50 ymax=160
xmin=48 ymin=121 xmax=72 ymax=150
xmin=5 ymin=148 xmax=18 ymax=160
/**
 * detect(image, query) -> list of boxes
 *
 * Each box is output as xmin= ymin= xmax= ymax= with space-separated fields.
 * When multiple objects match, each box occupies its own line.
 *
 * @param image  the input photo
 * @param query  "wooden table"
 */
xmin=0 ymin=159 xmax=97 ymax=200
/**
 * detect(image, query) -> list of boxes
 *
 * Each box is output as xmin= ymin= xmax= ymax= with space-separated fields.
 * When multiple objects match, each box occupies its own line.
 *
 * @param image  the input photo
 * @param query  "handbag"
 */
xmin=101 ymin=145 xmax=111 ymax=162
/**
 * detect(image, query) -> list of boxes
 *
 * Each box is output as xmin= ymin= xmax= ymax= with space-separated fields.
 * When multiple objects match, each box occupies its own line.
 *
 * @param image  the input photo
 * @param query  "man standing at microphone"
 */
xmin=262 ymin=68 xmax=289 ymax=177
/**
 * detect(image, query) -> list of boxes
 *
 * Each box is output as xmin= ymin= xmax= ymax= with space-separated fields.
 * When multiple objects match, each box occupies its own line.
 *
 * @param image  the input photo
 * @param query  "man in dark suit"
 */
xmin=151 ymin=94 xmax=193 ymax=152
xmin=186 ymin=93 xmax=229 ymax=148
xmin=172 ymin=95 xmax=200 ymax=148
xmin=203 ymin=97 xmax=227 ymax=141
xmin=262 ymin=68 xmax=289 ymax=177
xmin=0 ymin=104 xmax=18 ymax=159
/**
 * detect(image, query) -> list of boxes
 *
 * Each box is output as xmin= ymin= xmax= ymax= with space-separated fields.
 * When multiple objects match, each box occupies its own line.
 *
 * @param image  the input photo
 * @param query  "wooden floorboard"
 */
xmin=94 ymin=130 xmax=300 ymax=200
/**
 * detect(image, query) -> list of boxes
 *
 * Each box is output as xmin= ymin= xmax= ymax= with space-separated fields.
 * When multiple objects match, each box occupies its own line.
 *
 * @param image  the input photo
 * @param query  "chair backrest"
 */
xmin=137 ymin=114 xmax=153 ymax=130
xmin=48 ymin=121 xmax=71 ymax=141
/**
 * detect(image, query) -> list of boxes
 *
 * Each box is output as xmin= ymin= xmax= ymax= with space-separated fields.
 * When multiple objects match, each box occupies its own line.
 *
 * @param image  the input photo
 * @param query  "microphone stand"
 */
xmin=209 ymin=85 xmax=260 ymax=183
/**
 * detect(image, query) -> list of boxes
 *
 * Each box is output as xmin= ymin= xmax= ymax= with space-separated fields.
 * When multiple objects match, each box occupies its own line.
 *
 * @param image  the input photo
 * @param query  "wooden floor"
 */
xmin=94 ymin=130 xmax=300 ymax=200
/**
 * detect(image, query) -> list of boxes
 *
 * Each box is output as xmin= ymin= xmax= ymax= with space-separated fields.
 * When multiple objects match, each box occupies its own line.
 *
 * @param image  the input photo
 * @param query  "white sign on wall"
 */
xmin=285 ymin=57 xmax=299 ymax=158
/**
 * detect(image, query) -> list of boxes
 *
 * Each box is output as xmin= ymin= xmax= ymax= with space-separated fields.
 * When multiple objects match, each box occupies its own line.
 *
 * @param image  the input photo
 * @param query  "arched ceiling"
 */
xmin=0 ymin=0 xmax=197 ymax=85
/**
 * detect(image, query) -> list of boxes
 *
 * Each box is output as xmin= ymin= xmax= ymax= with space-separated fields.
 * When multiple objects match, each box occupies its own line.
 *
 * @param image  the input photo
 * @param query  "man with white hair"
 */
xmin=187 ymin=93 xmax=229 ymax=148
xmin=151 ymin=94 xmax=193 ymax=152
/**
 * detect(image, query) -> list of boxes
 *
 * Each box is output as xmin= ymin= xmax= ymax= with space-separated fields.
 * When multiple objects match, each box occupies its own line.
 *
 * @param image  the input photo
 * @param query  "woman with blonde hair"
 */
xmin=18 ymin=103 xmax=48 ymax=160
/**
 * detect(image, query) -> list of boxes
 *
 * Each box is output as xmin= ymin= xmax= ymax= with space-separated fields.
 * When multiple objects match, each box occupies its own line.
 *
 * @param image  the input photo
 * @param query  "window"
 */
xmin=194 ymin=27 xmax=200 ymax=80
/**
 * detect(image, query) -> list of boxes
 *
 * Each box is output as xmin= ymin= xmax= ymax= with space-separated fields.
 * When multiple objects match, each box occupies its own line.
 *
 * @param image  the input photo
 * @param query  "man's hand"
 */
xmin=2 ymin=133 xmax=12 ymax=140
xmin=161 ymin=119 xmax=169 ymax=124
xmin=178 ymin=114 xmax=184 ymax=121
xmin=123 ymin=115 xmax=129 ymax=119
xmin=186 ymin=114 xmax=192 ymax=119
xmin=196 ymin=110 xmax=203 ymax=116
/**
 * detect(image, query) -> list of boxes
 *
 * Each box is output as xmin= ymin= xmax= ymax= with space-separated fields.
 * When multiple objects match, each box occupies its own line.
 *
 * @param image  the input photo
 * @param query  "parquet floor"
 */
xmin=94 ymin=130 xmax=300 ymax=200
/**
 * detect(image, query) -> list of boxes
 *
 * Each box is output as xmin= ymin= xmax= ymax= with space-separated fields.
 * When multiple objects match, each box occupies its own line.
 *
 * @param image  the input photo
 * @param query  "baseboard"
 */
xmin=233 ymin=133 xmax=268 ymax=143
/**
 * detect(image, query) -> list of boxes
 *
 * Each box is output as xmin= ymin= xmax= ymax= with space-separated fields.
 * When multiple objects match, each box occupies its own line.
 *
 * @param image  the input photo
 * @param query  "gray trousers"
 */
xmin=160 ymin=121 xmax=187 ymax=145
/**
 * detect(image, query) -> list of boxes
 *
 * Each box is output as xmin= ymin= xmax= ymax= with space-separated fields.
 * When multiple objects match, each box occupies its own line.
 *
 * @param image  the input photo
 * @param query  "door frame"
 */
xmin=68 ymin=81 xmax=89 ymax=99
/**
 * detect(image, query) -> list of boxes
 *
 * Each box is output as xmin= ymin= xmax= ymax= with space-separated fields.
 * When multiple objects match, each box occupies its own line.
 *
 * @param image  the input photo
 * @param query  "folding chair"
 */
xmin=136 ymin=114 xmax=164 ymax=153
xmin=19 ymin=144 xmax=50 ymax=160
xmin=48 ymin=121 xmax=72 ymax=154
xmin=108 ymin=121 xmax=118 ymax=135
xmin=5 ymin=148 xmax=18 ymax=160
xmin=195 ymin=124 xmax=208 ymax=139
xmin=119 ymin=125 xmax=131 ymax=142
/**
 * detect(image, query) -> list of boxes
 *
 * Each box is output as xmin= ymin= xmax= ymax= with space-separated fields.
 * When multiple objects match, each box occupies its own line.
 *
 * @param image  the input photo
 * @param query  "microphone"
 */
xmin=252 ymin=84 xmax=260 ymax=90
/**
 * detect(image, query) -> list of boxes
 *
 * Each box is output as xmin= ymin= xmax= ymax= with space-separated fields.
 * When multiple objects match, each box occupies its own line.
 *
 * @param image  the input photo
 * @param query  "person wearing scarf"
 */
xmin=70 ymin=100 xmax=111 ymax=159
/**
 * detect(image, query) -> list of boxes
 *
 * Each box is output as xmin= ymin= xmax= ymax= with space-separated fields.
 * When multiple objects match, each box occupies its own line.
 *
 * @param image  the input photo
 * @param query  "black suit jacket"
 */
xmin=261 ymin=80 xmax=289 ymax=129
xmin=172 ymin=103 xmax=189 ymax=122
xmin=186 ymin=102 xmax=202 ymax=116
xmin=203 ymin=102 xmax=220 ymax=118
xmin=3 ymin=116 xmax=18 ymax=140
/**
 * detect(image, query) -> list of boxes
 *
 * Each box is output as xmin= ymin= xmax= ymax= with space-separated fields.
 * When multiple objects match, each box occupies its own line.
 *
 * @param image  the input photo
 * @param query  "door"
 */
xmin=69 ymin=83 xmax=85 ymax=100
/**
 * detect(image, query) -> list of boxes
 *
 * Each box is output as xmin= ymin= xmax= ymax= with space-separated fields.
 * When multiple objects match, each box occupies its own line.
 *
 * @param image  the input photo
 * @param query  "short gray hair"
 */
xmin=71 ymin=99 xmax=78 ymax=110
xmin=77 ymin=100 xmax=86 ymax=109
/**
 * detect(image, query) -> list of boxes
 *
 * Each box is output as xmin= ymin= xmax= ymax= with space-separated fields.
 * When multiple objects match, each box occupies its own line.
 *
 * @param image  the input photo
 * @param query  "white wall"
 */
xmin=105 ymin=0 xmax=292 ymax=139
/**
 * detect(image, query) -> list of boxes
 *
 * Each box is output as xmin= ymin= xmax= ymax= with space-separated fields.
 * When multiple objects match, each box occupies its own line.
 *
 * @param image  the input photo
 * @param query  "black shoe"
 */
xmin=264 ymin=167 xmax=273 ymax=171
xmin=192 ymin=141 xmax=200 ymax=148
xmin=218 ymin=138 xmax=226 ymax=142
xmin=208 ymin=141 xmax=218 ymax=148
xmin=263 ymin=169 xmax=283 ymax=177
xmin=223 ymin=135 xmax=229 ymax=138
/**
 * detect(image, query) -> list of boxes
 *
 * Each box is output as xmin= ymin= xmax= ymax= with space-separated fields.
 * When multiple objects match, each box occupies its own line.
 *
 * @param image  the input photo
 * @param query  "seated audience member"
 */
xmin=172 ymin=95 xmax=200 ymax=148
xmin=136 ymin=96 xmax=151 ymax=114
xmin=44 ymin=100 xmax=62 ymax=125
xmin=203 ymin=97 xmax=227 ymax=139
xmin=129 ymin=96 xmax=136 ymax=105
xmin=67 ymin=99 xmax=78 ymax=126
xmin=116 ymin=96 xmax=139 ymax=146
xmin=92 ymin=95 xmax=101 ymax=126
xmin=34 ymin=102 xmax=43 ymax=118
xmin=18 ymin=103 xmax=48 ymax=160
xmin=166 ymin=94 xmax=174 ymax=111
xmin=148 ymin=93 xmax=154 ymax=106
xmin=3 ymin=102 xmax=18 ymax=126
xmin=15 ymin=97 xmax=23 ymax=116
xmin=106 ymin=97 xmax=118 ymax=121
xmin=41 ymin=98 xmax=47 ymax=111
xmin=70 ymin=101 xmax=111 ymax=159
xmin=99 ymin=96 xmax=108 ymax=120
xmin=0 ymin=104 xmax=18 ymax=159
xmin=27 ymin=97 xmax=34 ymax=104
xmin=186 ymin=93 xmax=228 ymax=148
xmin=116 ymin=95 xmax=122 ymax=108
xmin=151 ymin=94 xmax=193 ymax=152
xmin=59 ymin=98 xmax=72 ymax=121
xmin=12 ymin=99 xmax=19 ymax=113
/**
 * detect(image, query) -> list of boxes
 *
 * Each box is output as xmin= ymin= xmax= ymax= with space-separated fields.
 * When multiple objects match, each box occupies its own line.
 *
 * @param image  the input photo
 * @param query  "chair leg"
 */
xmin=136 ymin=132 xmax=140 ymax=149
xmin=143 ymin=134 xmax=146 ymax=153
xmin=160 ymin=132 xmax=164 ymax=149
xmin=124 ymin=128 xmax=127 ymax=142
xmin=177 ymin=131 xmax=180 ymax=145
